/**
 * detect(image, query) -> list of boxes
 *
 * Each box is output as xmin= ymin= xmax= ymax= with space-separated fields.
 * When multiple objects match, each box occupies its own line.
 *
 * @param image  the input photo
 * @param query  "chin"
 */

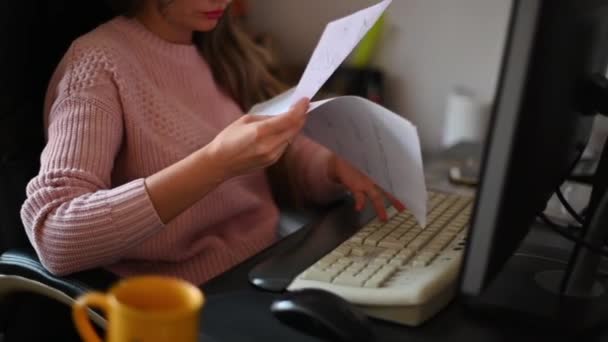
xmin=191 ymin=20 xmax=220 ymax=33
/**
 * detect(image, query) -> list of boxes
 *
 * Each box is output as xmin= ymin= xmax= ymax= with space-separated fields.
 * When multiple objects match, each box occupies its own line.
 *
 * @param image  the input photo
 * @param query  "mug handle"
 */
xmin=72 ymin=292 xmax=110 ymax=342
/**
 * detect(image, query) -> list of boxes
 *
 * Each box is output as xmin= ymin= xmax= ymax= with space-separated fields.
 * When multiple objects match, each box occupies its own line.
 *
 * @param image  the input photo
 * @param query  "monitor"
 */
xmin=459 ymin=0 xmax=608 ymax=328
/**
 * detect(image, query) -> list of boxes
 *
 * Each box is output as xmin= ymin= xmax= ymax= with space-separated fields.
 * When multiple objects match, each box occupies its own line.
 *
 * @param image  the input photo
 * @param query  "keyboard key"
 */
xmin=389 ymin=249 xmax=415 ymax=266
xmin=343 ymin=263 xmax=366 ymax=275
xmin=333 ymin=275 xmax=366 ymax=287
xmin=364 ymin=265 xmax=397 ymax=288
xmin=378 ymin=239 xmax=405 ymax=249
xmin=351 ymin=246 xmax=374 ymax=257
xmin=388 ymin=257 xmax=408 ymax=266
xmin=349 ymin=233 xmax=367 ymax=244
xmin=324 ymin=268 xmax=343 ymax=278
xmin=356 ymin=270 xmax=377 ymax=280
xmin=302 ymin=269 xmax=334 ymax=282
xmin=316 ymin=254 xmax=340 ymax=268
xmin=364 ymin=278 xmax=383 ymax=288
xmin=408 ymin=238 xmax=427 ymax=250
xmin=428 ymin=240 xmax=449 ymax=252
xmin=378 ymin=248 xmax=398 ymax=258
xmin=327 ymin=261 xmax=350 ymax=273
xmin=412 ymin=251 xmax=437 ymax=267
xmin=334 ymin=245 xmax=352 ymax=257
xmin=362 ymin=263 xmax=382 ymax=273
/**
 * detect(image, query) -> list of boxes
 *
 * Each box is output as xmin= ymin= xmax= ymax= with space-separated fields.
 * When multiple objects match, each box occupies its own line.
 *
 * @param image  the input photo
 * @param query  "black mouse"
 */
xmin=271 ymin=288 xmax=374 ymax=342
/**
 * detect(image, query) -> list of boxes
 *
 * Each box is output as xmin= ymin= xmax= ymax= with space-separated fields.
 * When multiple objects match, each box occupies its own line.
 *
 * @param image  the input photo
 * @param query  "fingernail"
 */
xmin=297 ymin=98 xmax=309 ymax=109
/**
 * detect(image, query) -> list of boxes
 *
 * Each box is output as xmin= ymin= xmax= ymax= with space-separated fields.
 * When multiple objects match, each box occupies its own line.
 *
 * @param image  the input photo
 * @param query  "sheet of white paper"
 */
xmin=302 ymin=97 xmax=427 ymax=227
xmin=249 ymin=88 xmax=332 ymax=116
xmin=290 ymin=0 xmax=392 ymax=103
xmin=250 ymin=88 xmax=294 ymax=116
xmin=251 ymin=93 xmax=428 ymax=227
xmin=248 ymin=0 xmax=427 ymax=226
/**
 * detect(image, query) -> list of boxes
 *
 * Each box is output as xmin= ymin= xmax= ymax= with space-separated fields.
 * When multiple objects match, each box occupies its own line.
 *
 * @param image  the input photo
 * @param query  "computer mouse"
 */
xmin=270 ymin=288 xmax=374 ymax=342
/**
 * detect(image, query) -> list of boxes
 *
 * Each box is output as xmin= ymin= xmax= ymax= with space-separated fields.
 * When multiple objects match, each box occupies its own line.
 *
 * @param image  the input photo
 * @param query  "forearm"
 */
xmin=22 ymin=176 xmax=165 ymax=275
xmin=145 ymin=145 xmax=226 ymax=223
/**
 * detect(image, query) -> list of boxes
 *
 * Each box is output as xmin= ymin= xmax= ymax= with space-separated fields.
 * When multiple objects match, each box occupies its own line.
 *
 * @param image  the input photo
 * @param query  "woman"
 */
xmin=21 ymin=0 xmax=404 ymax=285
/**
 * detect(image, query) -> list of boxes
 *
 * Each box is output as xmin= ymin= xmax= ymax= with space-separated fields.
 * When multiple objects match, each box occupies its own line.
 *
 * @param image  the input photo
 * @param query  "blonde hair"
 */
xmin=194 ymin=13 xmax=287 ymax=111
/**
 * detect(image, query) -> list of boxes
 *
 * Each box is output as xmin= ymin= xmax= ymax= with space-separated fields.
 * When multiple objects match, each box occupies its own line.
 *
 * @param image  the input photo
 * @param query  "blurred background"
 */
xmin=232 ymin=0 xmax=608 ymax=223
xmin=236 ymin=0 xmax=511 ymax=154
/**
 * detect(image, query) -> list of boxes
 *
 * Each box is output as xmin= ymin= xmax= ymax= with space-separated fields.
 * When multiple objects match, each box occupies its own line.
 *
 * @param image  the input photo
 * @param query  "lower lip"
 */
xmin=203 ymin=11 xmax=224 ymax=20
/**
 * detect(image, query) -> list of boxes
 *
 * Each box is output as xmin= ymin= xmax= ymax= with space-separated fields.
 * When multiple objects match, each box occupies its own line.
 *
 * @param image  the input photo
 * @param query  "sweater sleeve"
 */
xmin=287 ymin=135 xmax=346 ymax=205
xmin=20 ymin=43 xmax=165 ymax=276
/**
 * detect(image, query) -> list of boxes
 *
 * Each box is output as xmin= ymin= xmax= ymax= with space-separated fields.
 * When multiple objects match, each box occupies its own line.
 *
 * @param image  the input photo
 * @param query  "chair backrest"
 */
xmin=0 ymin=1 xmax=113 ymax=253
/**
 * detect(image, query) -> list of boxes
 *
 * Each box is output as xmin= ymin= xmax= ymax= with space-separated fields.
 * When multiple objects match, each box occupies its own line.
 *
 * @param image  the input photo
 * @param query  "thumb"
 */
xmin=287 ymin=98 xmax=310 ymax=116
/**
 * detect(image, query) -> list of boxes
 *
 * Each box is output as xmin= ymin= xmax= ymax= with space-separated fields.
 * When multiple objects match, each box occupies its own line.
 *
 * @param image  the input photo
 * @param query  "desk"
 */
xmin=199 ymin=200 xmax=608 ymax=342
xmin=198 ymin=145 xmax=608 ymax=342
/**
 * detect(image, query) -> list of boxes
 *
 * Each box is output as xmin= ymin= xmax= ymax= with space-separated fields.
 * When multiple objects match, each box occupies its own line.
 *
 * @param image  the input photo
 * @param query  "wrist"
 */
xmin=326 ymin=153 xmax=340 ymax=183
xmin=197 ymin=144 xmax=230 ymax=185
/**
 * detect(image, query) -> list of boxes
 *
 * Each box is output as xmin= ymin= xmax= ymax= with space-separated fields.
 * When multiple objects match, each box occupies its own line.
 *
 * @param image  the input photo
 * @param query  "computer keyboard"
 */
xmin=287 ymin=191 xmax=473 ymax=326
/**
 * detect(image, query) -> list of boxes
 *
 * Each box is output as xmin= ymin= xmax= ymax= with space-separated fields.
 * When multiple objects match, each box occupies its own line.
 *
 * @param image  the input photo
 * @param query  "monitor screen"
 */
xmin=460 ymin=0 xmax=608 ymax=296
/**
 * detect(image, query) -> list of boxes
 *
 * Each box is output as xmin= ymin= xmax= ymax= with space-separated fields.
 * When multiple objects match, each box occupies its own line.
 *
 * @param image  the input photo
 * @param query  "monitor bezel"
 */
xmin=459 ymin=0 xmax=542 ymax=296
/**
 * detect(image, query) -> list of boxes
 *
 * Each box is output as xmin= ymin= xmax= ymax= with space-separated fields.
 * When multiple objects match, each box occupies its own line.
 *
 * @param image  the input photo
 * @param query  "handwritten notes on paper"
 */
xmin=304 ymin=97 xmax=427 ymax=227
xmin=249 ymin=0 xmax=428 ymax=226
xmin=248 ymin=0 xmax=393 ymax=117
xmin=291 ymin=0 xmax=393 ymax=103
xmin=252 ymin=94 xmax=428 ymax=227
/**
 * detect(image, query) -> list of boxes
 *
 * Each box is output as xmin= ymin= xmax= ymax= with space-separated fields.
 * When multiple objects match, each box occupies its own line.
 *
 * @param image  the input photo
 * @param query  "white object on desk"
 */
xmin=288 ymin=191 xmax=474 ymax=326
xmin=441 ymin=87 xmax=486 ymax=148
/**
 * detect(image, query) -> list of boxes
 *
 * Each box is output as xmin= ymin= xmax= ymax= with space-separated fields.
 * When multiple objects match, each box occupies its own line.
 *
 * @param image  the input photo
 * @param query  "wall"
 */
xmin=247 ymin=0 xmax=513 ymax=154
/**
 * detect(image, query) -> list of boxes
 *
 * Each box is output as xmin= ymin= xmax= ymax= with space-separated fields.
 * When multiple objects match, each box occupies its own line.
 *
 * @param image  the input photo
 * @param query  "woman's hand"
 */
xmin=146 ymin=99 xmax=309 ymax=224
xmin=207 ymin=98 xmax=310 ymax=180
xmin=327 ymin=154 xmax=405 ymax=221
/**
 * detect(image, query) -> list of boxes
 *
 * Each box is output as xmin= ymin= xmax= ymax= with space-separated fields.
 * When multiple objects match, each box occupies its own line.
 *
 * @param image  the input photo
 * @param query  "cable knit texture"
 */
xmin=20 ymin=17 xmax=342 ymax=285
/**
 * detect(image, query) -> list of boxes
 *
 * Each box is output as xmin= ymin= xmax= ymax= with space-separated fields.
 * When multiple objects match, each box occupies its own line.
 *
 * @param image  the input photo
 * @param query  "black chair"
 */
xmin=0 ymin=2 xmax=317 ymax=339
xmin=0 ymin=1 xmax=121 ymax=339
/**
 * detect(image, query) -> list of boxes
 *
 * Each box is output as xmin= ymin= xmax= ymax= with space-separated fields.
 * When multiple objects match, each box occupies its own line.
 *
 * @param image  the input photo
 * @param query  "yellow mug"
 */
xmin=72 ymin=276 xmax=204 ymax=342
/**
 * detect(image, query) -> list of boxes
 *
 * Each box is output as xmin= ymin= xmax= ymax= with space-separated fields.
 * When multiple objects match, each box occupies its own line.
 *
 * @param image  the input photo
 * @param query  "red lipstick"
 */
xmin=203 ymin=10 xmax=224 ymax=20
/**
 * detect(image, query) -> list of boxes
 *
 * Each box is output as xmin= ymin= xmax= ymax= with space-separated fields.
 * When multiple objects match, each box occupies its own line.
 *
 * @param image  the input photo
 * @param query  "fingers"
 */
xmin=288 ymin=97 xmax=311 ymax=115
xmin=255 ymin=98 xmax=309 ymax=157
xmin=382 ymin=190 xmax=406 ymax=212
xmin=273 ymin=125 xmax=302 ymax=147
xmin=268 ymin=144 xmax=290 ymax=165
xmin=334 ymin=158 xmax=405 ymax=220
xmin=246 ymin=105 xmax=308 ymax=168
xmin=353 ymin=191 xmax=366 ymax=211
xmin=244 ymin=114 xmax=272 ymax=123
xmin=365 ymin=186 xmax=388 ymax=221
xmin=355 ymin=183 xmax=404 ymax=221
xmin=258 ymin=134 xmax=293 ymax=165
xmin=257 ymin=98 xmax=309 ymax=135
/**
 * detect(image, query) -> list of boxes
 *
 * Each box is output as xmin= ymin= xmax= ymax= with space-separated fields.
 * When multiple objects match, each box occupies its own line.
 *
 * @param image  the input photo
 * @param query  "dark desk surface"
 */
xmin=199 ymin=201 xmax=608 ymax=342
xmin=199 ymin=144 xmax=606 ymax=342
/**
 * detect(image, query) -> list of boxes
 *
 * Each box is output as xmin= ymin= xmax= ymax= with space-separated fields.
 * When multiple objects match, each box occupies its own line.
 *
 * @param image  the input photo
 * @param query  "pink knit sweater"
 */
xmin=20 ymin=17 xmax=341 ymax=285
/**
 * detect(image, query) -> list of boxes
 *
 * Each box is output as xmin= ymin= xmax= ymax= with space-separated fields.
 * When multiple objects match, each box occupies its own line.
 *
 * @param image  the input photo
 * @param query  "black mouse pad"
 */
xmin=200 ymin=291 xmax=322 ymax=342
